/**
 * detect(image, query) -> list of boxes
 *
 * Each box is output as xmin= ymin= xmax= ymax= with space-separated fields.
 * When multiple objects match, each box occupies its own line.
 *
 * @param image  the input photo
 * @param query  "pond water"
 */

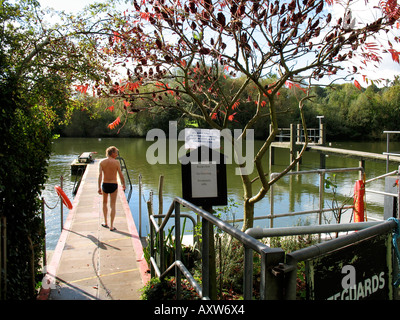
xmin=41 ymin=137 xmax=400 ymax=250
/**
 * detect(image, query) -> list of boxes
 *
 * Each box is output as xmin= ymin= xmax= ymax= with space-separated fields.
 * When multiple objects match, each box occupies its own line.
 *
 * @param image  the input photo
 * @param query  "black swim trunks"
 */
xmin=102 ymin=183 xmax=118 ymax=194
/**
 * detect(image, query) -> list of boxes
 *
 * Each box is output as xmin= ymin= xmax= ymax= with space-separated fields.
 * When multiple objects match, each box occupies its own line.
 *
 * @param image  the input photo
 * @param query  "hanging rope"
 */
xmin=388 ymin=217 xmax=400 ymax=287
xmin=43 ymin=197 xmax=60 ymax=210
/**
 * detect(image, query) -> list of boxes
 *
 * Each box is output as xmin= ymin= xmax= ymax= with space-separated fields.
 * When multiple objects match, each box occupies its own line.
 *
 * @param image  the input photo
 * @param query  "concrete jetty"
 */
xmin=39 ymin=160 xmax=150 ymax=300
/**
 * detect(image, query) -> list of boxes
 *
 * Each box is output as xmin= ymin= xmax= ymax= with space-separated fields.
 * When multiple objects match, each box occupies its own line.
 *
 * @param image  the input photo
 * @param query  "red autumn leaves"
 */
xmin=108 ymin=116 xmax=121 ymax=130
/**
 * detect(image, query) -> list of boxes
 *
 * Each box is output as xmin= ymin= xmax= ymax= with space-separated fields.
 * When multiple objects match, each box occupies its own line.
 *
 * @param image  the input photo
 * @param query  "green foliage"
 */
xmin=60 ymin=79 xmax=400 ymax=141
xmin=0 ymin=96 xmax=53 ymax=299
xmin=306 ymin=82 xmax=400 ymax=140
xmin=0 ymin=0 xmax=113 ymax=299
xmin=140 ymin=277 xmax=200 ymax=300
xmin=269 ymin=234 xmax=318 ymax=300
xmin=140 ymin=277 xmax=175 ymax=300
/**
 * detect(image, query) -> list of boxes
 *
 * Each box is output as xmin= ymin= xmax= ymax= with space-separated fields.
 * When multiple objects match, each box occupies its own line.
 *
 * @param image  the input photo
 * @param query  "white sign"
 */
xmin=191 ymin=163 xmax=218 ymax=198
xmin=184 ymin=128 xmax=220 ymax=149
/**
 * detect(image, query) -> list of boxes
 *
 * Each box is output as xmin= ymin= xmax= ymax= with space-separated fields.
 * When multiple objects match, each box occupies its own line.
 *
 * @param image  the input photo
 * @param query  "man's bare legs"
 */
xmin=102 ymin=192 xmax=109 ymax=227
xmin=102 ymin=189 xmax=118 ymax=230
xmin=109 ymin=190 xmax=118 ymax=230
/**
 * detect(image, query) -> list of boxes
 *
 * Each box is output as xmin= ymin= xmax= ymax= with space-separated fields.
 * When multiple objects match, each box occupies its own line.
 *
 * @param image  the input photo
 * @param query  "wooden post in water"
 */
xmin=296 ymin=124 xmax=303 ymax=171
xmin=158 ymin=175 xmax=164 ymax=225
xmin=290 ymin=124 xmax=296 ymax=165
xmin=289 ymin=124 xmax=299 ymax=171
xmin=319 ymin=123 xmax=326 ymax=168
xmin=269 ymin=124 xmax=275 ymax=173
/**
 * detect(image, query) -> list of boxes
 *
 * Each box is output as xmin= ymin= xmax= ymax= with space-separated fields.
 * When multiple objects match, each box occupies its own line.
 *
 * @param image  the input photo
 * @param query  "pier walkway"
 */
xmin=39 ymin=160 xmax=149 ymax=300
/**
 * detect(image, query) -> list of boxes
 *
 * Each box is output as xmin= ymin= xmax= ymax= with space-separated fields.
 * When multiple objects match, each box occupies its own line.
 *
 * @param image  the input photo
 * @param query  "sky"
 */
xmin=37 ymin=0 xmax=400 ymax=87
xmin=38 ymin=0 xmax=99 ymax=12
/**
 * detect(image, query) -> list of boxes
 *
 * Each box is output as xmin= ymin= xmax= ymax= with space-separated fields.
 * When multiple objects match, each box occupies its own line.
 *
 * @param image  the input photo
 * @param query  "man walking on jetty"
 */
xmin=98 ymin=146 xmax=126 ymax=231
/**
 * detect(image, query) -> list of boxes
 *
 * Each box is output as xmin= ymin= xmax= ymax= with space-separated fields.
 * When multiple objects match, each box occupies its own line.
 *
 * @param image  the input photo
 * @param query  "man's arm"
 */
xmin=98 ymin=161 xmax=103 ymax=194
xmin=117 ymin=162 xmax=126 ymax=191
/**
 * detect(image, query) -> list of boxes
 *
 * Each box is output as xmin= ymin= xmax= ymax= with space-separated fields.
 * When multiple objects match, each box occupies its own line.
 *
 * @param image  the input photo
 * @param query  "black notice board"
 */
xmin=181 ymin=146 xmax=227 ymax=207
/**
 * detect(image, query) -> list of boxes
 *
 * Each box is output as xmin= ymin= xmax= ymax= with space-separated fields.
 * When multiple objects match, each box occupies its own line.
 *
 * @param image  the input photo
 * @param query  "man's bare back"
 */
xmin=98 ymin=148 xmax=126 ymax=194
xmin=97 ymin=146 xmax=126 ymax=231
xmin=100 ymin=157 xmax=121 ymax=184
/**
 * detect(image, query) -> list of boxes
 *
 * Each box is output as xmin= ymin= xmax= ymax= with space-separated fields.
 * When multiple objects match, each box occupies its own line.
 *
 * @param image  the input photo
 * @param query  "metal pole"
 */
xmin=398 ymin=166 xmax=400 ymax=219
xmin=202 ymin=205 xmax=216 ymax=300
xmin=159 ymin=222 xmax=164 ymax=275
xmin=60 ymin=176 xmax=63 ymax=231
xmin=41 ymin=198 xmax=46 ymax=269
xmin=387 ymin=132 xmax=390 ymax=173
xmin=174 ymin=202 xmax=181 ymax=299
xmin=139 ymin=174 xmax=142 ymax=238
xmin=260 ymin=247 xmax=285 ymax=300
xmin=283 ymin=260 xmax=297 ymax=300
xmin=149 ymin=218 xmax=155 ymax=278
xmin=270 ymin=179 xmax=274 ymax=228
xmin=243 ymin=246 xmax=253 ymax=300
xmin=319 ymin=172 xmax=324 ymax=225
xmin=202 ymin=217 xmax=210 ymax=298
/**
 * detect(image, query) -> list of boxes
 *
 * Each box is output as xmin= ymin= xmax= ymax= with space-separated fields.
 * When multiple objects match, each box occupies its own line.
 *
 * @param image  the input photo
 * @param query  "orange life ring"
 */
xmin=353 ymin=180 xmax=365 ymax=222
xmin=54 ymin=186 xmax=73 ymax=210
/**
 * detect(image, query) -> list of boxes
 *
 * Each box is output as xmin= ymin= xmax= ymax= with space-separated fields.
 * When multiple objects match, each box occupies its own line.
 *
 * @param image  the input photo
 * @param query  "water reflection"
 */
xmin=42 ymin=138 xmax=398 ymax=250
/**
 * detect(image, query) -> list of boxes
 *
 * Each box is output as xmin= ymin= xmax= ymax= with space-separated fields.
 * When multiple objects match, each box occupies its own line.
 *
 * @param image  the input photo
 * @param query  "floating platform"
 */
xmin=70 ymin=152 xmax=95 ymax=175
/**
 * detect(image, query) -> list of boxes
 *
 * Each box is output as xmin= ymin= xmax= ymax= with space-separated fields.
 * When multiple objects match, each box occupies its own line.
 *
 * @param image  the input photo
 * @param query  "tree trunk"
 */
xmin=242 ymin=198 xmax=255 ymax=232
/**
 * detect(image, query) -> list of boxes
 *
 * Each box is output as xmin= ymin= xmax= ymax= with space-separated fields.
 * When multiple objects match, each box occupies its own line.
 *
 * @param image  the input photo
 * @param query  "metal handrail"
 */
xmin=117 ymin=156 xmax=132 ymax=202
xmin=269 ymin=167 xmax=364 ymax=228
xmin=275 ymin=127 xmax=321 ymax=143
xmin=246 ymin=219 xmax=397 ymax=300
xmin=384 ymin=131 xmax=400 ymax=172
xmin=148 ymin=197 xmax=285 ymax=300
xmin=283 ymin=219 xmax=397 ymax=299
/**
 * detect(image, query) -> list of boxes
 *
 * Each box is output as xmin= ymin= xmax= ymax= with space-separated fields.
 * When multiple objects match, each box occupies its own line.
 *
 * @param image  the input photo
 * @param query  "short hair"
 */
xmin=106 ymin=146 xmax=118 ymax=157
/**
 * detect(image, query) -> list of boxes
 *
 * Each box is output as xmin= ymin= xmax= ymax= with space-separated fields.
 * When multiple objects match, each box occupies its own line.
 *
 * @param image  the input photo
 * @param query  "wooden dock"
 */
xmin=39 ymin=160 xmax=150 ymax=300
xmin=270 ymin=122 xmax=400 ymax=170
xmin=308 ymin=145 xmax=400 ymax=163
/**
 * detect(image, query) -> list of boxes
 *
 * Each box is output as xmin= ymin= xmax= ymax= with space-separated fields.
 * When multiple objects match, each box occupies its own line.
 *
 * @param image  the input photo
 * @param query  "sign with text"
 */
xmin=184 ymin=128 xmax=220 ymax=149
xmin=191 ymin=163 xmax=218 ymax=198
xmin=181 ymin=146 xmax=227 ymax=207
xmin=306 ymin=233 xmax=393 ymax=300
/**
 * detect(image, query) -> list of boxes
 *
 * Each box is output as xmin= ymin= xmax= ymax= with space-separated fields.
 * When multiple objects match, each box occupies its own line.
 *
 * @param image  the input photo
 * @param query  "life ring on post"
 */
xmin=353 ymin=180 xmax=365 ymax=222
xmin=54 ymin=186 xmax=73 ymax=210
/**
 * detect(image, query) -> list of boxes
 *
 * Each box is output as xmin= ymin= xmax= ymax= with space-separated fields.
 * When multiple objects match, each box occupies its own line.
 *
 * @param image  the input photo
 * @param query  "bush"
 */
xmin=0 ymin=92 xmax=53 ymax=299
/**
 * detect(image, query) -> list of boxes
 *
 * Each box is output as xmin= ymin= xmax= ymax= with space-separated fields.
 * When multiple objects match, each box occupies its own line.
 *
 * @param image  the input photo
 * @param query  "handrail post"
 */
xmin=386 ymin=132 xmax=390 ymax=173
xmin=270 ymin=177 xmax=274 ymax=228
xmin=149 ymin=217 xmax=155 ymax=278
xmin=284 ymin=256 xmax=298 ymax=300
xmin=318 ymin=171 xmax=324 ymax=225
xmin=201 ymin=217 xmax=210 ymax=298
xmin=243 ymin=246 xmax=253 ymax=300
xmin=41 ymin=198 xmax=47 ymax=269
xmin=139 ymin=174 xmax=142 ymax=238
xmin=260 ymin=247 xmax=285 ymax=300
xmin=159 ymin=224 xmax=164 ymax=275
xmin=148 ymin=194 xmax=155 ymax=278
xmin=60 ymin=175 xmax=63 ymax=231
xmin=174 ymin=201 xmax=181 ymax=299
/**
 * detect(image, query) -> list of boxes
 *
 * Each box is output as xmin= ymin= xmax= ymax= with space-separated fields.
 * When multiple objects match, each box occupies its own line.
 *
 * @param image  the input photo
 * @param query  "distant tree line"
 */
xmin=59 ymin=77 xmax=400 ymax=141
